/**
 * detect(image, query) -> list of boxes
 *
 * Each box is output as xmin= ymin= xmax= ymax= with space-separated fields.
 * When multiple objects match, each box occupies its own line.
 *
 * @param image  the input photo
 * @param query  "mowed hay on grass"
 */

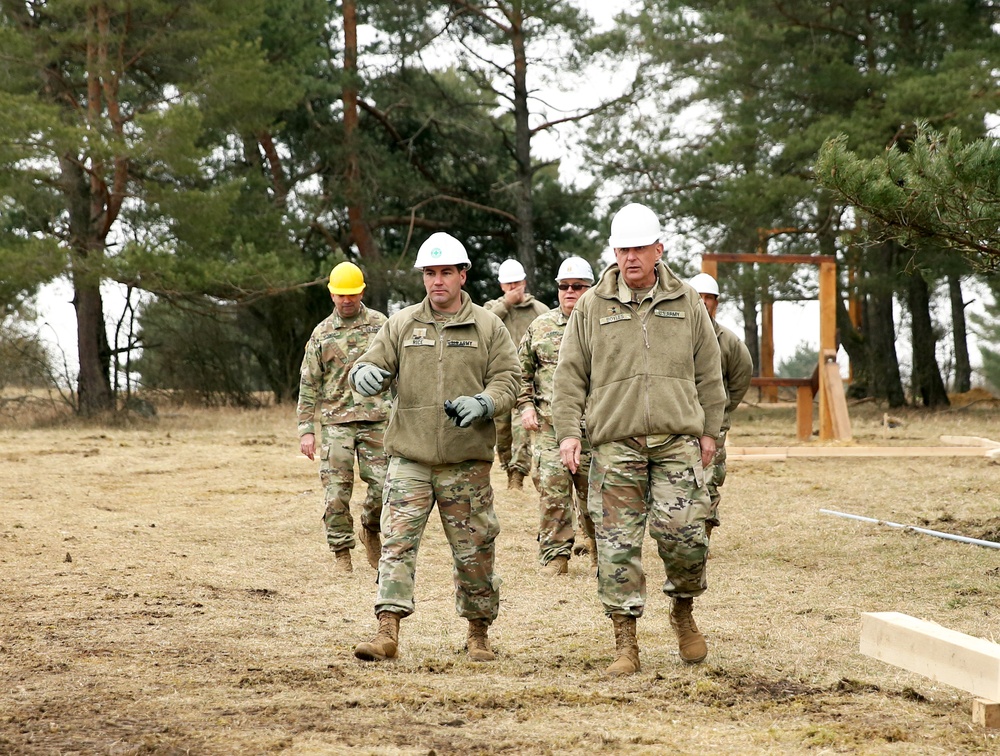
xmin=2 ymin=402 xmax=1000 ymax=754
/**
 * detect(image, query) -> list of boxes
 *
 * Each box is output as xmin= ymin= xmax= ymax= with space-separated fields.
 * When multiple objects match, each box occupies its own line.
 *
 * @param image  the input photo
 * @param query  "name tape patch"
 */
xmin=599 ymin=313 xmax=632 ymax=325
xmin=654 ymin=310 xmax=685 ymax=319
xmin=446 ymin=339 xmax=478 ymax=348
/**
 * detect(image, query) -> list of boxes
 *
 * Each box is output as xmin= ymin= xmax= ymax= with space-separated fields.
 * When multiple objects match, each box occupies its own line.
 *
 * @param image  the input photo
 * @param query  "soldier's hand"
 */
xmin=300 ymin=433 xmax=316 ymax=461
xmin=503 ymin=282 xmax=525 ymax=307
xmin=350 ymin=363 xmax=391 ymax=396
xmin=560 ymin=438 xmax=582 ymax=474
xmin=520 ymin=406 xmax=539 ymax=431
xmin=699 ymin=435 xmax=717 ymax=469
xmin=446 ymin=394 xmax=494 ymax=428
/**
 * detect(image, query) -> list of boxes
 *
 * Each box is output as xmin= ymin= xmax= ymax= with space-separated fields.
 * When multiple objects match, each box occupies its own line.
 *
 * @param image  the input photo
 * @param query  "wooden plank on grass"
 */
xmin=821 ymin=351 xmax=852 ymax=441
xmin=940 ymin=435 xmax=1000 ymax=449
xmin=860 ymin=612 xmax=1000 ymax=700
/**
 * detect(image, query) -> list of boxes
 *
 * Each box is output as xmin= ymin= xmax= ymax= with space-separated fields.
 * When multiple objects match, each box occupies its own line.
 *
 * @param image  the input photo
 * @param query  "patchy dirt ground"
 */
xmin=2 ymin=401 xmax=1000 ymax=754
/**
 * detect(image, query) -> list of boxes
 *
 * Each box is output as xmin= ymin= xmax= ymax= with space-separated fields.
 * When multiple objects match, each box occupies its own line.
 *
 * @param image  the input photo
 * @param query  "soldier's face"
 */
xmin=614 ymin=242 xmax=663 ymax=289
xmin=557 ymin=278 xmax=590 ymax=315
xmin=423 ymin=265 xmax=466 ymax=312
xmin=332 ymin=292 xmax=363 ymax=318
xmin=699 ymin=292 xmax=719 ymax=320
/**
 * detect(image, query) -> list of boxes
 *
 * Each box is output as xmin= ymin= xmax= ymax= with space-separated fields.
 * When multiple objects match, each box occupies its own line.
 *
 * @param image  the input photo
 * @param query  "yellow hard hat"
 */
xmin=328 ymin=262 xmax=366 ymax=295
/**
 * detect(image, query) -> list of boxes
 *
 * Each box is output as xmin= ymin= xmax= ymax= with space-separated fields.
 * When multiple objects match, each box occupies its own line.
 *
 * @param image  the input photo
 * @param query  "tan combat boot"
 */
xmin=605 ymin=615 xmax=640 ymax=676
xmin=539 ymin=555 xmax=569 ymax=577
xmin=358 ymin=526 xmax=381 ymax=570
xmin=507 ymin=469 xmax=525 ymax=490
xmin=467 ymin=619 xmax=495 ymax=661
xmin=334 ymin=548 xmax=353 ymax=573
xmin=670 ymin=597 xmax=708 ymax=663
xmin=354 ymin=611 xmax=400 ymax=661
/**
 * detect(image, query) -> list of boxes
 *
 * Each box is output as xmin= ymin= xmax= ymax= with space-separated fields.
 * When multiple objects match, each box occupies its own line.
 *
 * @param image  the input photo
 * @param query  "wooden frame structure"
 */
xmin=701 ymin=252 xmax=851 ymax=441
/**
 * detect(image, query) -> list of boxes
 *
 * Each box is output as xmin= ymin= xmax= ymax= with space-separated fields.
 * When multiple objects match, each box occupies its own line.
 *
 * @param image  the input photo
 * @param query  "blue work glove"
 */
xmin=350 ymin=363 xmax=391 ymax=396
xmin=444 ymin=394 xmax=495 ymax=428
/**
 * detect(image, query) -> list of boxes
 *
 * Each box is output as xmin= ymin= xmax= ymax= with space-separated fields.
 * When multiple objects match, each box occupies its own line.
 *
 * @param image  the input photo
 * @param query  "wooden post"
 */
xmin=818 ymin=260 xmax=837 ymax=440
xmin=701 ymin=258 xmax=718 ymax=279
xmin=973 ymin=699 xmax=1000 ymax=729
xmin=761 ymin=300 xmax=776 ymax=403
xmin=796 ymin=386 xmax=812 ymax=440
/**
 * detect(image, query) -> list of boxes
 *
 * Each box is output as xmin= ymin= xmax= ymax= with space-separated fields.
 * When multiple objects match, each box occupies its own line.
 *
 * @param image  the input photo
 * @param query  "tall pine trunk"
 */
xmin=907 ymin=269 xmax=950 ymax=407
xmin=948 ymin=274 xmax=971 ymax=393
xmin=511 ymin=15 xmax=537 ymax=292
xmin=865 ymin=241 xmax=906 ymax=407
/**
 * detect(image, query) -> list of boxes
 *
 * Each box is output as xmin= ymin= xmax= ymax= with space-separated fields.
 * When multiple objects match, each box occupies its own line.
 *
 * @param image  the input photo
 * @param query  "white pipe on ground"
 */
xmin=819 ymin=508 xmax=1000 ymax=551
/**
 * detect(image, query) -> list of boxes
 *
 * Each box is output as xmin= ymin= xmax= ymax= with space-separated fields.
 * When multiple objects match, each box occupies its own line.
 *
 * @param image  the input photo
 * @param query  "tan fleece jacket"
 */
xmin=552 ymin=261 xmax=726 ymax=447
xmin=716 ymin=321 xmax=753 ymax=435
xmin=353 ymin=291 xmax=520 ymax=466
xmin=483 ymin=293 xmax=549 ymax=346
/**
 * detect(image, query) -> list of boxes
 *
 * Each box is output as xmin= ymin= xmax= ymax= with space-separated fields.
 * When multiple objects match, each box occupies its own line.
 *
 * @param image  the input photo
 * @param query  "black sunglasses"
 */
xmin=557 ymin=283 xmax=590 ymax=291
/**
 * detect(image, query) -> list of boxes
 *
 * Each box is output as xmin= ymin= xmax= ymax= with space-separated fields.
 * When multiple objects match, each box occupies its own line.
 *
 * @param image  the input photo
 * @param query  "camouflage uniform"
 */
xmin=705 ymin=322 xmax=753 ymax=530
xmin=484 ymin=294 xmax=549 ymax=474
xmin=518 ymin=308 xmax=595 ymax=565
xmin=590 ymin=435 xmax=710 ymax=614
xmin=377 ymin=457 xmax=500 ymax=620
xmin=553 ymin=262 xmax=725 ymax=616
xmin=352 ymin=291 xmax=520 ymax=620
xmin=297 ymin=305 xmax=390 ymax=551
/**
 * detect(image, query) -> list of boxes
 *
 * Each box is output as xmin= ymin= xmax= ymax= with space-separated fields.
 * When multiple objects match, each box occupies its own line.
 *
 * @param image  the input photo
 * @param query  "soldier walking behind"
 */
xmin=484 ymin=259 xmax=548 ymax=489
xmin=518 ymin=256 xmax=598 ymax=578
xmin=348 ymin=232 xmax=520 ymax=663
xmin=688 ymin=273 xmax=753 ymax=542
xmin=297 ymin=262 xmax=390 ymax=574
xmin=553 ymin=203 xmax=726 ymax=675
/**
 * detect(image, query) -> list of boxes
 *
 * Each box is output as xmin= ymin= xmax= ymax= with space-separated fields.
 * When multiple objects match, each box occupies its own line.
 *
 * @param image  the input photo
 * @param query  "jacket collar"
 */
xmin=594 ymin=261 xmax=685 ymax=303
xmin=415 ymin=290 xmax=476 ymax=325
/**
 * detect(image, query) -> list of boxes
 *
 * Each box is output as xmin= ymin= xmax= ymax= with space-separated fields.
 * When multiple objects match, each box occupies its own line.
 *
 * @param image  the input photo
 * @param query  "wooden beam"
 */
xmin=818 ymin=262 xmax=838 ymax=440
xmin=821 ymin=350 xmax=852 ymax=441
xmin=726 ymin=446 xmax=993 ymax=459
xmin=701 ymin=258 xmax=718 ymax=279
xmin=796 ymin=386 xmax=813 ymax=441
xmin=860 ymin=612 xmax=1000 ymax=701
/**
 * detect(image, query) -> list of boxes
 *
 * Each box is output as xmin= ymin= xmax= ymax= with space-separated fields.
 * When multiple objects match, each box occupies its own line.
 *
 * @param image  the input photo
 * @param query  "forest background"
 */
xmin=3 ymin=0 xmax=1000 ymax=417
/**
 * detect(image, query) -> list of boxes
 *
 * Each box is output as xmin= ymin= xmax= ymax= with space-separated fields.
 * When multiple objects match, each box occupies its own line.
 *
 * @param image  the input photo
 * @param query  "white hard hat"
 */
xmin=414 ymin=232 xmax=472 ymax=270
xmin=555 ymin=256 xmax=595 ymax=282
xmin=608 ymin=203 xmax=662 ymax=248
xmin=689 ymin=273 xmax=720 ymax=297
xmin=497 ymin=259 xmax=526 ymax=284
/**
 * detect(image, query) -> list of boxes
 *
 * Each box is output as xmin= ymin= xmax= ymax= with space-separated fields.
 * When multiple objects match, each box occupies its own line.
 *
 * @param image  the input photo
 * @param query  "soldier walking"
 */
xmin=349 ymin=232 xmax=520 ymax=663
xmin=688 ymin=273 xmax=753 ymax=542
xmin=484 ymin=259 xmax=548 ymax=489
xmin=518 ymin=256 xmax=598 ymax=577
xmin=296 ymin=262 xmax=389 ymax=574
xmin=553 ymin=203 xmax=726 ymax=675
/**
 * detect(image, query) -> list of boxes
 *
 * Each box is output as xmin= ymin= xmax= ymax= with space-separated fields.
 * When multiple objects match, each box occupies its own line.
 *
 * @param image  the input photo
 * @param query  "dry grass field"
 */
xmin=2 ymin=395 xmax=1000 ymax=755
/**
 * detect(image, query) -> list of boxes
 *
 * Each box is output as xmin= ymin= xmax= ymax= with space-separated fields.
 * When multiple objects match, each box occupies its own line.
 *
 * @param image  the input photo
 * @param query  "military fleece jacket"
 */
xmin=552 ymin=261 xmax=726 ymax=447
xmin=483 ymin=293 xmax=549 ymax=346
xmin=353 ymin=291 xmax=520 ymax=467
xmin=716 ymin=321 xmax=753 ymax=435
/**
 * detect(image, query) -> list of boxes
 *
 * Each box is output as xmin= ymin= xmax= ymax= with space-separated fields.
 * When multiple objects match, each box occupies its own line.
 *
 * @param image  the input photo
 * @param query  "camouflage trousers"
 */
xmin=375 ymin=456 xmax=501 ymax=622
xmin=705 ymin=429 xmax=728 ymax=528
xmin=589 ymin=435 xmax=710 ymax=617
xmin=494 ymin=411 xmax=532 ymax=475
xmin=533 ymin=424 xmax=594 ymax=565
xmin=319 ymin=421 xmax=387 ymax=551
